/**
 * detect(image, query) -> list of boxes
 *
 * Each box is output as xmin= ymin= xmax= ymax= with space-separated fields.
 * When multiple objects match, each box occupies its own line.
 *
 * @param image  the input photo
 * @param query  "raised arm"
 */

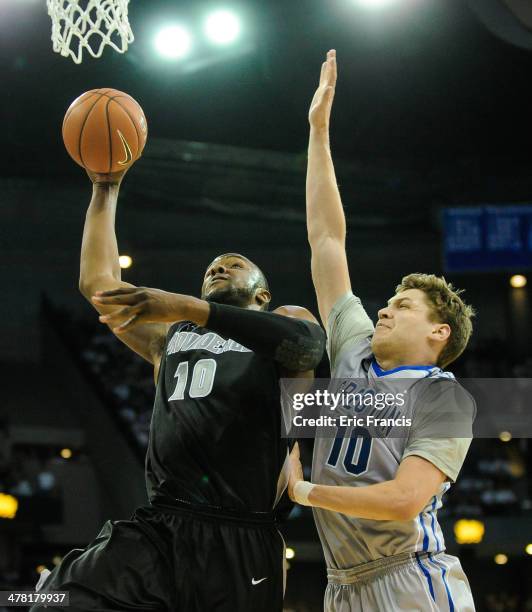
xmin=79 ymin=172 xmax=168 ymax=380
xmin=306 ymin=50 xmax=351 ymax=327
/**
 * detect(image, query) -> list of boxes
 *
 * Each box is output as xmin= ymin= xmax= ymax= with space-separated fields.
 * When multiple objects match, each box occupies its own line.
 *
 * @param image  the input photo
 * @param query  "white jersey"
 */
xmin=312 ymin=292 xmax=473 ymax=570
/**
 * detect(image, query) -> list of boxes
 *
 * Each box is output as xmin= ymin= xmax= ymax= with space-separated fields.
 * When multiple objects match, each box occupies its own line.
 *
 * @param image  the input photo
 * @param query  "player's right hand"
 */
xmin=91 ymin=287 xmax=204 ymax=333
xmin=86 ymin=168 xmax=128 ymax=186
xmin=309 ymin=49 xmax=337 ymax=131
xmin=287 ymin=442 xmax=305 ymax=502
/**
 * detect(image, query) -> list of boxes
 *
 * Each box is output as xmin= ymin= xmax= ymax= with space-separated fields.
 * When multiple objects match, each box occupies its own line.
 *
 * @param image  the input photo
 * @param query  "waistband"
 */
xmin=327 ymin=551 xmax=437 ymax=585
xmin=148 ymin=495 xmax=278 ymax=527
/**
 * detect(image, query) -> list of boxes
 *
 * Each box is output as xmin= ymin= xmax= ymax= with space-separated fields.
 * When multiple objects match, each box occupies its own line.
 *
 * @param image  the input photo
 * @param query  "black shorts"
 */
xmin=30 ymin=502 xmax=285 ymax=612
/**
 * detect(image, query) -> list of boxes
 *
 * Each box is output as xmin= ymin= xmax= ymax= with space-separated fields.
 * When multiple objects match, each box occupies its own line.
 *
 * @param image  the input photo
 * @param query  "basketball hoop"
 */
xmin=47 ymin=0 xmax=134 ymax=64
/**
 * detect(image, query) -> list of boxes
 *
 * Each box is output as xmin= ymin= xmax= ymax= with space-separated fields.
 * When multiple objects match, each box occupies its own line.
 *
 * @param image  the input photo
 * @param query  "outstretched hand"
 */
xmin=92 ymin=287 xmax=198 ymax=333
xmin=287 ymin=442 xmax=305 ymax=502
xmin=309 ymin=49 xmax=337 ymax=131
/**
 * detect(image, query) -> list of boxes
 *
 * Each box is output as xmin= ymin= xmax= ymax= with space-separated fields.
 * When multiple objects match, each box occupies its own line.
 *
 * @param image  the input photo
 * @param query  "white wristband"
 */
xmin=293 ymin=480 xmax=315 ymax=506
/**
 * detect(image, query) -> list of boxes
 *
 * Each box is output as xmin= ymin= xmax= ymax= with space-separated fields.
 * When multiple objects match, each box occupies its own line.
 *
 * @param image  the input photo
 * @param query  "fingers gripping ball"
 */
xmin=62 ymin=88 xmax=148 ymax=173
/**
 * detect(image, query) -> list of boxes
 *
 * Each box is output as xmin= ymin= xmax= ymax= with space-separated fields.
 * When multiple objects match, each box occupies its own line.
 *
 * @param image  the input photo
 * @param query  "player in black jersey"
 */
xmin=31 ymin=170 xmax=325 ymax=612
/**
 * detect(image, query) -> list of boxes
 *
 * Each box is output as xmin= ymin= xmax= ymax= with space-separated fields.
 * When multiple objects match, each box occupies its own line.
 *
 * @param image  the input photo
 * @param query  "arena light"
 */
xmin=499 ymin=431 xmax=512 ymax=442
xmin=525 ymin=544 xmax=532 ymax=556
xmin=154 ymin=25 xmax=192 ymax=59
xmin=494 ymin=553 xmax=508 ymax=565
xmin=60 ymin=448 xmax=72 ymax=459
xmin=454 ymin=519 xmax=485 ymax=544
xmin=204 ymin=10 xmax=241 ymax=45
xmin=354 ymin=0 xmax=398 ymax=8
xmin=510 ymin=274 xmax=527 ymax=288
xmin=0 ymin=493 xmax=18 ymax=519
xmin=119 ymin=255 xmax=132 ymax=269
xmin=285 ymin=547 xmax=295 ymax=560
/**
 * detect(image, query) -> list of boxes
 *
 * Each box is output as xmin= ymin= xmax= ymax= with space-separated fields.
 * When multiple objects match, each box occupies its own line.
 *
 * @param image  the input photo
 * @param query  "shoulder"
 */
xmin=332 ymin=337 xmax=374 ymax=371
xmin=327 ymin=293 xmax=374 ymax=355
xmin=273 ymin=305 xmax=320 ymax=325
xmin=421 ymin=376 xmax=474 ymax=406
xmin=328 ymin=292 xmax=373 ymax=329
xmin=412 ymin=377 xmax=476 ymax=431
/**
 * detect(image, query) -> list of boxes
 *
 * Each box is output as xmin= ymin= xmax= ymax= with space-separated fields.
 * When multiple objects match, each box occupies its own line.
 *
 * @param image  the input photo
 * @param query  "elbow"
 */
xmin=289 ymin=349 xmax=323 ymax=372
xmin=79 ymin=276 xmax=99 ymax=300
xmin=394 ymin=503 xmax=420 ymax=522
xmin=307 ymin=227 xmax=322 ymax=248
xmin=307 ymin=228 xmax=327 ymax=248
xmin=79 ymin=274 xmax=118 ymax=301
xmin=79 ymin=277 xmax=91 ymax=299
xmin=276 ymin=323 xmax=326 ymax=371
xmin=391 ymin=489 xmax=424 ymax=522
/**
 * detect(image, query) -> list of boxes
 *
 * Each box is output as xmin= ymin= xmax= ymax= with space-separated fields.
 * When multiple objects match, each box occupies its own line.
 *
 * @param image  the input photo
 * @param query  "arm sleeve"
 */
xmin=327 ymin=292 xmax=374 ymax=370
xmin=402 ymin=380 xmax=475 ymax=482
xmin=207 ymin=302 xmax=326 ymax=371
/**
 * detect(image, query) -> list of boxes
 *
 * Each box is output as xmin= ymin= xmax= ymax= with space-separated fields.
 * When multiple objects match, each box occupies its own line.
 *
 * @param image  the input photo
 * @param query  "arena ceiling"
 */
xmin=2 ymin=0 xmax=532 ymax=185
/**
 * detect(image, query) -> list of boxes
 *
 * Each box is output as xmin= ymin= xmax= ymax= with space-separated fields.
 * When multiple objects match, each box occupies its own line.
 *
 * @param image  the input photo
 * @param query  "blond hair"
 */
xmin=396 ymin=273 xmax=475 ymax=368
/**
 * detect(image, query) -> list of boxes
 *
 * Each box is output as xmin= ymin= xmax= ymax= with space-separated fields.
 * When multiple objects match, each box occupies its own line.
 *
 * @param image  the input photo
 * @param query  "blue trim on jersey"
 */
xmin=419 ymin=512 xmax=430 ymax=551
xmin=428 ymin=554 xmax=455 ymax=612
xmin=415 ymin=553 xmax=435 ymax=602
xmin=429 ymin=497 xmax=441 ymax=553
xmin=371 ymin=360 xmax=435 ymax=377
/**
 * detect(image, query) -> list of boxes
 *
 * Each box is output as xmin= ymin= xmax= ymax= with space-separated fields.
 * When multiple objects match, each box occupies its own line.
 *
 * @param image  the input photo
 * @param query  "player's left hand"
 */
xmin=309 ymin=49 xmax=337 ymax=131
xmin=287 ymin=442 xmax=305 ymax=502
xmin=92 ymin=287 xmax=195 ymax=333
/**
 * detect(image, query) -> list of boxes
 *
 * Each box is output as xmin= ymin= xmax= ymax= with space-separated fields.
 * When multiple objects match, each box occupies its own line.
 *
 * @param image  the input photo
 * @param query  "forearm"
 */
xmin=303 ymin=480 xmax=416 ymax=521
xmin=306 ymin=127 xmax=346 ymax=246
xmin=94 ymin=288 xmax=325 ymax=370
xmin=80 ymin=184 xmax=122 ymax=291
xmin=139 ymin=294 xmax=324 ymax=366
xmin=184 ymin=300 xmax=325 ymax=370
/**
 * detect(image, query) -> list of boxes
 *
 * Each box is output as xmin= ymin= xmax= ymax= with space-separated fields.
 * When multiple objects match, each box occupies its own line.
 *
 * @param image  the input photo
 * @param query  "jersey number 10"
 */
xmin=168 ymin=359 xmax=217 ymax=401
xmin=326 ymin=427 xmax=373 ymax=476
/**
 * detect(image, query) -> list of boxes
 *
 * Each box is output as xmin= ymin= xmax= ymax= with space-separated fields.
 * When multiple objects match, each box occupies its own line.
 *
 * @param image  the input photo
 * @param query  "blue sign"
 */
xmin=444 ymin=205 xmax=532 ymax=272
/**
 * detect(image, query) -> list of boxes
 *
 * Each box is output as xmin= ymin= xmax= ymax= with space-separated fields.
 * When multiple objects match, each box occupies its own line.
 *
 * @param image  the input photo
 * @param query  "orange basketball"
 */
xmin=62 ymin=88 xmax=148 ymax=173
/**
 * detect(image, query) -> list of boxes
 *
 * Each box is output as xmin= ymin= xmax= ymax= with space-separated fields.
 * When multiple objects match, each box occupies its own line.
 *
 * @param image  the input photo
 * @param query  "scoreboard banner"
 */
xmin=444 ymin=205 xmax=532 ymax=272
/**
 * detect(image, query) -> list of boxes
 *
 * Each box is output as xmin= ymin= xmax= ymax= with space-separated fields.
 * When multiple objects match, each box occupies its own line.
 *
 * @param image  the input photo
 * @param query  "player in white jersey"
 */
xmin=287 ymin=50 xmax=477 ymax=611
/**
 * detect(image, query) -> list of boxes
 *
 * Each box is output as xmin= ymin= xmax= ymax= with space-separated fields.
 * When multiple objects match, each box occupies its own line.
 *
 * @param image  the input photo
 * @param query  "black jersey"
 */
xmin=146 ymin=321 xmax=289 ymax=513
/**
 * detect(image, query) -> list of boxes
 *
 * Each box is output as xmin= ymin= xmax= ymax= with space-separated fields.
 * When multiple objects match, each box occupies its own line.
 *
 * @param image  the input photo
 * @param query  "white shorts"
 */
xmin=325 ymin=551 xmax=475 ymax=612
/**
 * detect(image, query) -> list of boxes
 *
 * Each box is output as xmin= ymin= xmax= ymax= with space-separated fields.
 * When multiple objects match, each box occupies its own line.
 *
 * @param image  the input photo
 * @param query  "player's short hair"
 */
xmin=396 ymin=273 xmax=475 ymax=368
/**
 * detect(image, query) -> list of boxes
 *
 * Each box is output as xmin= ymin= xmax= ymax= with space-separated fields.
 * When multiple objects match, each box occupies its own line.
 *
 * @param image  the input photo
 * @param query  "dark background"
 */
xmin=1 ymin=0 xmax=532 ymax=610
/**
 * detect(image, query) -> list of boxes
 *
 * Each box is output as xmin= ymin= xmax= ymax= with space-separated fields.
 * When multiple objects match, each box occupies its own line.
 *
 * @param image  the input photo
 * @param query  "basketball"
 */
xmin=62 ymin=88 xmax=148 ymax=173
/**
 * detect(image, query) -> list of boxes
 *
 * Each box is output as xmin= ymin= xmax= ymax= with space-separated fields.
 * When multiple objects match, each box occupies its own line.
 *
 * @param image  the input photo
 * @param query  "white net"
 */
xmin=47 ymin=0 xmax=134 ymax=64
